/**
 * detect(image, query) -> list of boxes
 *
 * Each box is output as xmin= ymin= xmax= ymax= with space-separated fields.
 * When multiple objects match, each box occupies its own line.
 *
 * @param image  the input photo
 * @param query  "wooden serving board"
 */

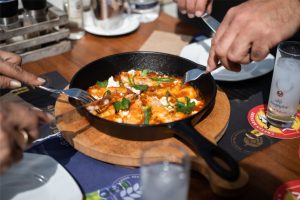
xmin=55 ymin=88 xmax=249 ymax=196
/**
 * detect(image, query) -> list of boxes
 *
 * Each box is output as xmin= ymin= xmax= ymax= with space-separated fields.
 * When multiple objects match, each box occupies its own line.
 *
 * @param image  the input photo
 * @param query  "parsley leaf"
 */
xmin=133 ymin=84 xmax=148 ymax=91
xmin=96 ymin=80 xmax=108 ymax=88
xmin=113 ymin=98 xmax=130 ymax=112
xmin=143 ymin=106 xmax=152 ymax=124
xmin=175 ymin=97 xmax=195 ymax=114
xmin=141 ymin=69 xmax=150 ymax=76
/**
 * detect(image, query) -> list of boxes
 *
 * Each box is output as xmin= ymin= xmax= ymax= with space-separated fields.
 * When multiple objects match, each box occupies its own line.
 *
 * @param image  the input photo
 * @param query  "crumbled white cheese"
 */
xmin=107 ymin=76 xmax=120 ymax=87
xmin=159 ymin=96 xmax=168 ymax=106
xmin=130 ymin=86 xmax=141 ymax=95
xmin=190 ymin=99 xmax=199 ymax=104
xmin=119 ymin=110 xmax=129 ymax=117
xmin=127 ymin=69 xmax=136 ymax=75
xmin=124 ymin=84 xmax=141 ymax=95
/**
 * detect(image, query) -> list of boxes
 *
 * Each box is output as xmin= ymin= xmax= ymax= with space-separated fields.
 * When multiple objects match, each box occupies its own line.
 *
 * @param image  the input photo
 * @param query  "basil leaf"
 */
xmin=175 ymin=97 xmax=195 ymax=114
xmin=113 ymin=97 xmax=130 ymax=112
xmin=151 ymin=77 xmax=175 ymax=82
xmin=96 ymin=80 xmax=108 ymax=88
xmin=133 ymin=84 xmax=148 ymax=91
xmin=143 ymin=106 xmax=152 ymax=124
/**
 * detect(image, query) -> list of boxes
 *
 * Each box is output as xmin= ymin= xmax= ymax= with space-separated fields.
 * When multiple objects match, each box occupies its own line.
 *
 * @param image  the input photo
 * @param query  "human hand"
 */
xmin=177 ymin=0 xmax=213 ymax=18
xmin=0 ymin=102 xmax=53 ymax=173
xmin=0 ymin=50 xmax=45 ymax=89
xmin=207 ymin=0 xmax=300 ymax=72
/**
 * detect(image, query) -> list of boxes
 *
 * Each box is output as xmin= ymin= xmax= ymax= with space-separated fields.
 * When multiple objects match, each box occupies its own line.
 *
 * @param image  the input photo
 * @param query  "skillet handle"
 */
xmin=173 ymin=121 xmax=240 ymax=181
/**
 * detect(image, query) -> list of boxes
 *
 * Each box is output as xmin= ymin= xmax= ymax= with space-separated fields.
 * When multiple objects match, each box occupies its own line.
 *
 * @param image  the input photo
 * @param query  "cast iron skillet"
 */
xmin=69 ymin=51 xmax=240 ymax=181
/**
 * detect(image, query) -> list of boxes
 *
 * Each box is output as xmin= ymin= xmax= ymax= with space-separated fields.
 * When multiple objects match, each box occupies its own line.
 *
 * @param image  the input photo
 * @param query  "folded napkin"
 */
xmin=139 ymin=30 xmax=192 ymax=55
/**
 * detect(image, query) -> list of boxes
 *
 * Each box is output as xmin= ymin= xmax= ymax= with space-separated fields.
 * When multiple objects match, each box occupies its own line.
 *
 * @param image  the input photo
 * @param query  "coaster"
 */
xmin=273 ymin=180 xmax=300 ymax=200
xmin=230 ymin=129 xmax=273 ymax=154
xmin=247 ymin=105 xmax=300 ymax=139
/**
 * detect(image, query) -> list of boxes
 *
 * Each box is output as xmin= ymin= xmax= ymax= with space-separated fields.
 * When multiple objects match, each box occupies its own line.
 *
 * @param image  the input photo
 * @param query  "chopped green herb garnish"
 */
xmin=128 ymin=75 xmax=133 ymax=86
xmin=175 ymin=97 xmax=195 ymax=114
xmin=96 ymin=80 xmax=108 ymax=88
xmin=113 ymin=97 xmax=130 ymax=112
xmin=103 ymin=90 xmax=111 ymax=97
xmin=129 ymin=73 xmax=148 ymax=92
xmin=151 ymin=77 xmax=175 ymax=82
xmin=141 ymin=69 xmax=150 ymax=76
xmin=133 ymin=84 xmax=148 ymax=91
xmin=143 ymin=106 xmax=152 ymax=124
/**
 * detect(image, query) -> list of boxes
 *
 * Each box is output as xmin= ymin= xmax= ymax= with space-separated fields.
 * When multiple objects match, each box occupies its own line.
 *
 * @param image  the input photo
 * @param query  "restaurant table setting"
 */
xmin=1 ymin=13 xmax=300 ymax=200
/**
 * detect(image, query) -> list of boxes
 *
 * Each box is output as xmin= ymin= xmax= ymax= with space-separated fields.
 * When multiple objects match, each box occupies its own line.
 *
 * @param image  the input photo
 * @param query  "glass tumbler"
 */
xmin=140 ymin=142 xmax=191 ymax=200
xmin=266 ymin=41 xmax=300 ymax=128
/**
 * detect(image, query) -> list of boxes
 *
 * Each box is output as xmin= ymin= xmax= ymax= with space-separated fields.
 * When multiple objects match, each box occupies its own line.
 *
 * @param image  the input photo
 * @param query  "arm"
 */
xmin=207 ymin=0 xmax=300 ymax=71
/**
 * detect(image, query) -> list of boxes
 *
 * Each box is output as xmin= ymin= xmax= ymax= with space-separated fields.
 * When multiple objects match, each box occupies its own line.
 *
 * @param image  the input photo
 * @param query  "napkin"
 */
xmin=139 ymin=30 xmax=192 ymax=55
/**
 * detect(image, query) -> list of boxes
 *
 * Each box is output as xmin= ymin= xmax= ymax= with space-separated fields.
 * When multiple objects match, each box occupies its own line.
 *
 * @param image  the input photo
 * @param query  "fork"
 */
xmin=38 ymin=85 xmax=96 ymax=103
xmin=182 ymin=68 xmax=210 ymax=84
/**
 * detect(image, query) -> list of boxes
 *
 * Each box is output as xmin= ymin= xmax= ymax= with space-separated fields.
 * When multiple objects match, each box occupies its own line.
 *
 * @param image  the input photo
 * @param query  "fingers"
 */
xmin=0 ymin=59 xmax=45 ymax=88
xmin=207 ymin=42 xmax=219 ymax=71
xmin=250 ymin=42 xmax=270 ymax=62
xmin=178 ymin=0 xmax=213 ymax=18
xmin=0 ymin=50 xmax=22 ymax=65
xmin=0 ymin=75 xmax=21 ymax=89
xmin=186 ymin=0 xmax=197 ymax=18
xmin=177 ymin=0 xmax=187 ymax=14
xmin=0 ymin=128 xmax=23 ymax=174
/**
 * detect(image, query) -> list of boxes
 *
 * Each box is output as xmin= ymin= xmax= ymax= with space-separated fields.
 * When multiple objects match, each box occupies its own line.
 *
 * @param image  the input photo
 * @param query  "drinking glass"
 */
xmin=266 ymin=41 xmax=300 ymax=128
xmin=140 ymin=142 xmax=190 ymax=200
xmin=129 ymin=0 xmax=160 ymax=23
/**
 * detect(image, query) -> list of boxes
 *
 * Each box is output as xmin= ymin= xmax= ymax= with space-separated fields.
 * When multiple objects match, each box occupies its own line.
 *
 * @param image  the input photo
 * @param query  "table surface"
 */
xmin=23 ymin=13 xmax=300 ymax=200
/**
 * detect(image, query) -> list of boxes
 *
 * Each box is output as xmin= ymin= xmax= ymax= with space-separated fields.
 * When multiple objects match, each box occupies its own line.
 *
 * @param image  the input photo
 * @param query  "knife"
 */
xmin=201 ymin=13 xmax=220 ymax=33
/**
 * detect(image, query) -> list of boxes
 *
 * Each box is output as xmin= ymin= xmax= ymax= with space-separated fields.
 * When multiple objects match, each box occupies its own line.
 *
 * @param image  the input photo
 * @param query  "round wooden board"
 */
xmin=55 ymin=88 xmax=230 ymax=167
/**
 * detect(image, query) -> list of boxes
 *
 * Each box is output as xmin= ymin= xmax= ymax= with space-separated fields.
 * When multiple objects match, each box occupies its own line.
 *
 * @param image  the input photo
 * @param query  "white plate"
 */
xmin=84 ymin=12 xmax=140 ymax=37
xmin=0 ymin=153 xmax=82 ymax=200
xmin=180 ymin=38 xmax=275 ymax=81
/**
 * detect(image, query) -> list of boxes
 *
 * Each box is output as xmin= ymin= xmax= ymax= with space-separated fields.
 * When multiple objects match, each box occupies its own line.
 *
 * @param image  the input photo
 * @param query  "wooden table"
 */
xmin=23 ymin=13 xmax=300 ymax=200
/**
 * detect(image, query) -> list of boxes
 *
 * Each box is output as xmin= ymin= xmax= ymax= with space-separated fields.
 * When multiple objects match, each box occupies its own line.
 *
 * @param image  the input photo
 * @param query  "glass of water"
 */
xmin=129 ymin=0 xmax=160 ymax=23
xmin=140 ymin=142 xmax=191 ymax=200
xmin=266 ymin=41 xmax=300 ymax=128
